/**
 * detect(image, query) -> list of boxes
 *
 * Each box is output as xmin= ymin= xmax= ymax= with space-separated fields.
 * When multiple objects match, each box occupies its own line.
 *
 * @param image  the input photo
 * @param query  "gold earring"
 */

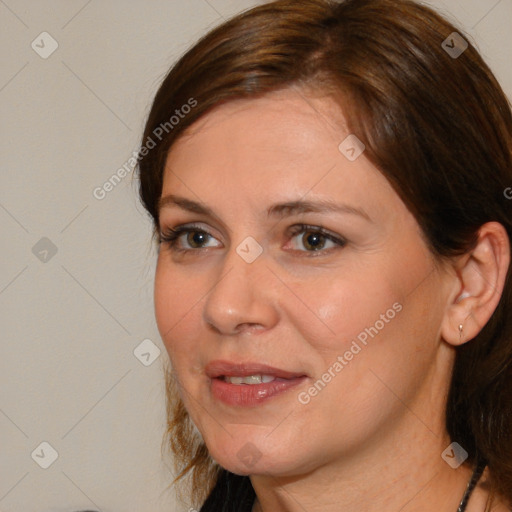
xmin=459 ymin=324 xmax=463 ymax=343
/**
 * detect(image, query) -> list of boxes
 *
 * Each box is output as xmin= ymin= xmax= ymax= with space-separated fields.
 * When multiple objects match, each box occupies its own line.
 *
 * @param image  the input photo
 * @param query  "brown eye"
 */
xmin=159 ymin=225 xmax=221 ymax=252
xmin=186 ymin=231 xmax=210 ymax=248
xmin=288 ymin=224 xmax=347 ymax=253
xmin=302 ymin=231 xmax=327 ymax=251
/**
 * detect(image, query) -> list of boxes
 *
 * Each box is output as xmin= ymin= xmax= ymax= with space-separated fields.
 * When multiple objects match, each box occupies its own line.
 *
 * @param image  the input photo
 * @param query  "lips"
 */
xmin=205 ymin=360 xmax=306 ymax=380
xmin=205 ymin=360 xmax=308 ymax=407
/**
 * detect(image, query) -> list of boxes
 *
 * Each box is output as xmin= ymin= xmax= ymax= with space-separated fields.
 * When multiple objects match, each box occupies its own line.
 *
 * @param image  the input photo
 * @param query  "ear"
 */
xmin=441 ymin=222 xmax=510 ymax=346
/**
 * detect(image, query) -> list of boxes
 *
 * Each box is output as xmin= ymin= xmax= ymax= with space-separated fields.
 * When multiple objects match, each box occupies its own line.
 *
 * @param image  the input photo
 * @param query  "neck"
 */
xmin=249 ymin=418 xmax=476 ymax=512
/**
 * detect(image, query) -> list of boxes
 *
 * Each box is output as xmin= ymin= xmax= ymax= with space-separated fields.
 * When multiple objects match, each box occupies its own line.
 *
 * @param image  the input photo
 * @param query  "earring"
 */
xmin=459 ymin=323 xmax=463 ymax=343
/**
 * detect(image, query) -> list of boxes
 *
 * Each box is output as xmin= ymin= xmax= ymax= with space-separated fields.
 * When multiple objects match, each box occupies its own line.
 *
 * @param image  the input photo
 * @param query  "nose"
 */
xmin=202 ymin=243 xmax=279 ymax=336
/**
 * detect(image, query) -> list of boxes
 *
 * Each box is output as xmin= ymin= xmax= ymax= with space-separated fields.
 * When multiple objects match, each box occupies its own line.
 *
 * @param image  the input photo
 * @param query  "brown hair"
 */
xmin=137 ymin=0 xmax=512 ymax=507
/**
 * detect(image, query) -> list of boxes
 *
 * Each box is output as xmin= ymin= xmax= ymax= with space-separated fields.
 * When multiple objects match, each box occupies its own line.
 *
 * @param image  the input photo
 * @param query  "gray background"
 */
xmin=0 ymin=1 xmax=511 ymax=511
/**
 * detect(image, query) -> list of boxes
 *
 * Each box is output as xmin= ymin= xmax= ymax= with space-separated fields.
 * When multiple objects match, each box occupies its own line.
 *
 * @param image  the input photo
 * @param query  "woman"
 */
xmin=137 ymin=0 xmax=512 ymax=510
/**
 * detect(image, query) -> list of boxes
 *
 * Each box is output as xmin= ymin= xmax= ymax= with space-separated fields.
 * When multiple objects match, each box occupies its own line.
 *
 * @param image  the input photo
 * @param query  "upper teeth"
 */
xmin=224 ymin=374 xmax=276 ymax=385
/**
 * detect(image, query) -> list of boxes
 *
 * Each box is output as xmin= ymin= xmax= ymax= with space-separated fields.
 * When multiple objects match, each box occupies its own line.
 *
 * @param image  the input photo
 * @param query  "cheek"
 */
xmin=294 ymin=256 xmax=443 ymax=412
xmin=154 ymin=258 xmax=203 ymax=362
xmin=286 ymin=245 xmax=438 ymax=394
xmin=285 ymin=267 xmax=401 ymax=356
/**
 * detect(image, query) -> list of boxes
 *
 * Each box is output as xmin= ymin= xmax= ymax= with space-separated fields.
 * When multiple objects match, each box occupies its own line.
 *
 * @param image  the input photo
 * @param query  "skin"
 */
xmin=154 ymin=88 xmax=510 ymax=512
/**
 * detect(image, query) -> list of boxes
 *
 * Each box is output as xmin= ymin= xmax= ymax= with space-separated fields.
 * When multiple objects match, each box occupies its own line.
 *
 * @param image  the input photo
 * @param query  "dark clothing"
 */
xmin=200 ymin=470 xmax=255 ymax=512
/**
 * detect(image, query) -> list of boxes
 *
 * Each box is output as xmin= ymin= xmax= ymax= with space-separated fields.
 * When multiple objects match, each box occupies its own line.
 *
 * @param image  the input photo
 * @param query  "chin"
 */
xmin=205 ymin=433 xmax=305 ymax=477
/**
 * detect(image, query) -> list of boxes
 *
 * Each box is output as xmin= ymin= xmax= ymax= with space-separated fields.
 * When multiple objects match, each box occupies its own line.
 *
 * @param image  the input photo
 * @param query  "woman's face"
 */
xmin=155 ymin=88 xmax=454 ymax=476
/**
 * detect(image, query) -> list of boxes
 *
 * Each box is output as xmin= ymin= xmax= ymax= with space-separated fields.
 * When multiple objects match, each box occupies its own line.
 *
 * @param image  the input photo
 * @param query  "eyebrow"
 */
xmin=158 ymin=194 xmax=372 ymax=222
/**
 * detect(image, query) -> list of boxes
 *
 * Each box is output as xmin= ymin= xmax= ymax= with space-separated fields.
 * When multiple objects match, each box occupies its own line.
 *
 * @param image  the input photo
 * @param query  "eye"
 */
xmin=158 ymin=223 xmax=346 ymax=256
xmin=286 ymin=224 xmax=347 ymax=253
xmin=159 ymin=224 xmax=221 ymax=252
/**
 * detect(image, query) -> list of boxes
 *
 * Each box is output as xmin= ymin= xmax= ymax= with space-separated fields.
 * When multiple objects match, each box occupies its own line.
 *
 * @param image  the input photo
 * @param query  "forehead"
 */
xmin=160 ymin=88 xmax=397 ymax=220
xmin=165 ymin=88 xmax=345 ymax=169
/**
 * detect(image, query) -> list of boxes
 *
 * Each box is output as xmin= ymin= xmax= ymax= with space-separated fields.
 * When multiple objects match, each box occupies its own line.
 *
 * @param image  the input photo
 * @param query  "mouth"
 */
xmin=205 ymin=360 xmax=307 ymax=379
xmin=220 ymin=374 xmax=283 ymax=385
xmin=205 ymin=360 xmax=308 ymax=407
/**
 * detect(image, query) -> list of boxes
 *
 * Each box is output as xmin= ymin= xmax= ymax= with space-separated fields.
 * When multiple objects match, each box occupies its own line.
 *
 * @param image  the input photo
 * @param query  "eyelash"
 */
xmin=158 ymin=223 xmax=347 ymax=256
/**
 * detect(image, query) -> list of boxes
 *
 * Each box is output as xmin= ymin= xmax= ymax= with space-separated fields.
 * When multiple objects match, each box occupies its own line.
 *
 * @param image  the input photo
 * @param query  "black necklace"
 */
xmin=458 ymin=461 xmax=486 ymax=512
